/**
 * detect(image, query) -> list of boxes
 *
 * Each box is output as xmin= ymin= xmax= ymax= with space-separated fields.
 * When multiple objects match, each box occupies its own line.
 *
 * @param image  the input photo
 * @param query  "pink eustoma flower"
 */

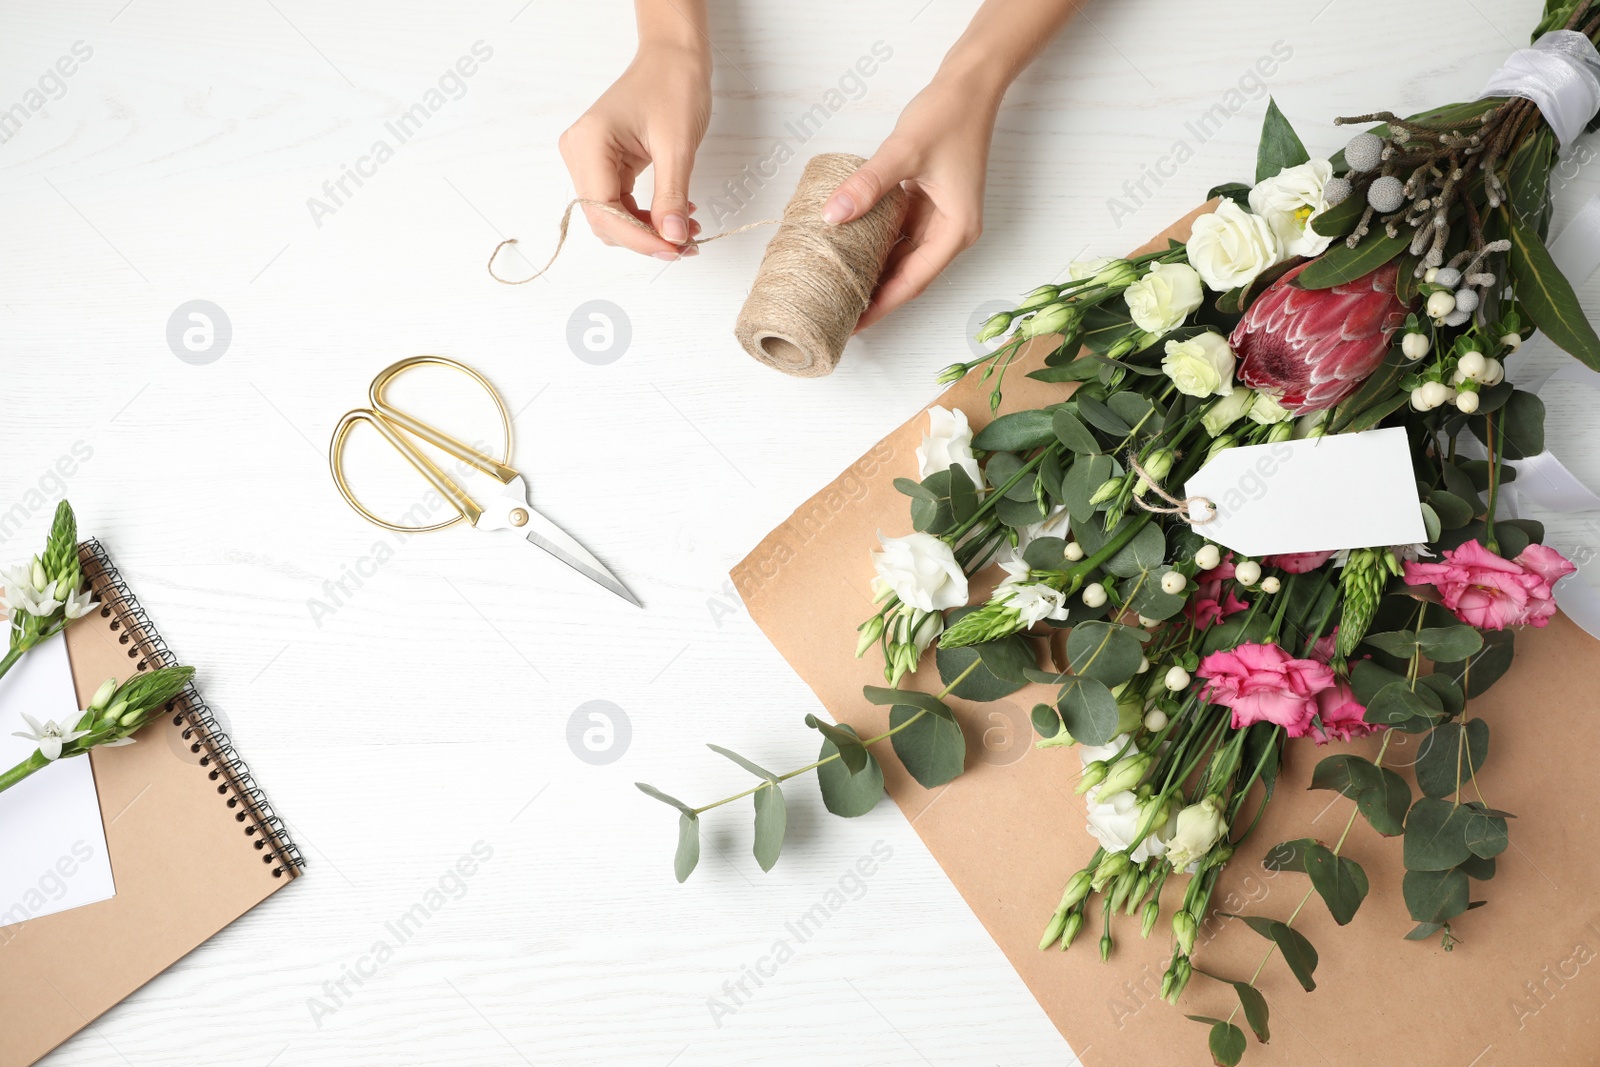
xmin=1402 ymin=539 xmax=1575 ymax=630
xmin=1196 ymin=641 xmax=1335 ymax=733
xmin=1230 ymin=261 xmax=1408 ymax=413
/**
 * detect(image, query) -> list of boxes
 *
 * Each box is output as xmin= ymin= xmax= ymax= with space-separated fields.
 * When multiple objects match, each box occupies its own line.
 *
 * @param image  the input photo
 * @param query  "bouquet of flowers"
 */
xmin=640 ymin=2 xmax=1600 ymax=1061
xmin=0 ymin=500 xmax=195 ymax=795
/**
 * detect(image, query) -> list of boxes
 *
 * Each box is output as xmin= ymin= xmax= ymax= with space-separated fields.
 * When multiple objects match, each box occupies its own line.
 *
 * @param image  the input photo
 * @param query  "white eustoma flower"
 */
xmin=1249 ymin=160 xmax=1335 ymax=258
xmin=916 ymin=406 xmax=981 ymax=483
xmin=1165 ymin=796 xmax=1229 ymax=872
xmin=995 ymin=560 xmax=1071 ymax=626
xmin=1185 ymin=199 xmax=1283 ymax=292
xmin=1200 ymin=386 xmax=1256 ymax=436
xmin=994 ymin=506 xmax=1073 ymax=567
xmin=61 ymin=586 xmax=96 ymax=621
xmin=12 ymin=712 xmax=91 ymax=761
xmin=1246 ymin=391 xmax=1293 ymax=425
xmin=1077 ymin=733 xmax=1134 ymax=768
xmin=1161 ymin=331 xmax=1236 ymax=398
xmin=871 ymin=531 xmax=968 ymax=613
xmin=1124 ymin=262 xmax=1204 ymax=334
xmin=1084 ymin=788 xmax=1173 ymax=863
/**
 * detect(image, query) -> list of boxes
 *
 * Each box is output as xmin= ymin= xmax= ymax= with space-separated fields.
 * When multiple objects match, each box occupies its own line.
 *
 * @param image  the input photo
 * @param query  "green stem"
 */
xmin=0 ymin=646 xmax=24 ymax=683
xmin=1483 ymin=412 xmax=1501 ymax=554
xmin=0 ymin=750 xmax=51 ymax=794
xmin=691 ymin=659 xmax=985 ymax=816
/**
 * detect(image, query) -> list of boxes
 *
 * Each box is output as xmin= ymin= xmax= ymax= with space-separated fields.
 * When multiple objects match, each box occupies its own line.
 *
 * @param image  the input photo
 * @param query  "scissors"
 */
xmin=329 ymin=356 xmax=641 ymax=607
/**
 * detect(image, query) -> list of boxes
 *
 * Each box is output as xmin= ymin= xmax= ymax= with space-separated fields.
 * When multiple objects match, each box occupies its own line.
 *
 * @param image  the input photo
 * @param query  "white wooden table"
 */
xmin=4 ymin=1 xmax=1597 ymax=1063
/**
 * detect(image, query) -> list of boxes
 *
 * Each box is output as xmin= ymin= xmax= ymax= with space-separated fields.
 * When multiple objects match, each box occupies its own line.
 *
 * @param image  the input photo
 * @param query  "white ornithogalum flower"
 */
xmin=61 ymin=586 xmax=96 ymax=621
xmin=995 ymin=561 xmax=1071 ymax=626
xmin=1161 ymin=332 xmax=1236 ymax=398
xmin=1124 ymin=262 xmax=1205 ymax=333
xmin=4 ymin=574 xmax=62 ymax=619
xmin=1165 ymin=797 xmax=1229 ymax=872
xmin=1185 ymin=199 xmax=1283 ymax=292
xmin=916 ymin=406 xmax=981 ymax=483
xmin=1249 ymin=160 xmax=1335 ymax=257
xmin=12 ymin=712 xmax=91 ymax=761
xmin=870 ymin=531 xmax=968 ymax=613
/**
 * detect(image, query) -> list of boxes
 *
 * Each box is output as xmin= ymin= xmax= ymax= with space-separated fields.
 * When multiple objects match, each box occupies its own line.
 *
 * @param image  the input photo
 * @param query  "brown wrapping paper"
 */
xmin=732 ymin=206 xmax=1600 ymax=1065
xmin=0 ymin=545 xmax=299 ymax=1067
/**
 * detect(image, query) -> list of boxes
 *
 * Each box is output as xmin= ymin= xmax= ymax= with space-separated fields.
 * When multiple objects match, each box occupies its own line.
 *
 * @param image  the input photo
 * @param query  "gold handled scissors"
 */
xmin=329 ymin=356 xmax=641 ymax=607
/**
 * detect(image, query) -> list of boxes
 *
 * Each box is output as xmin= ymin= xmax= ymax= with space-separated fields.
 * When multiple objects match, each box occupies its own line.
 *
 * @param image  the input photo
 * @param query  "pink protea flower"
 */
xmin=1230 ymin=261 xmax=1408 ymax=413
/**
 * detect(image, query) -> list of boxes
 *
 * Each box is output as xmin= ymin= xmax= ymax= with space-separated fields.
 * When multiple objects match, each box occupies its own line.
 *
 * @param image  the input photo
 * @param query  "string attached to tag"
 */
xmin=1127 ymin=452 xmax=1215 ymax=524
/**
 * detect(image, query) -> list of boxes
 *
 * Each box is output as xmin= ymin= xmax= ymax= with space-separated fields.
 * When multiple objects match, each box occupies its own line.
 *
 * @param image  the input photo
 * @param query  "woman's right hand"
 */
xmin=558 ymin=38 xmax=711 ymax=261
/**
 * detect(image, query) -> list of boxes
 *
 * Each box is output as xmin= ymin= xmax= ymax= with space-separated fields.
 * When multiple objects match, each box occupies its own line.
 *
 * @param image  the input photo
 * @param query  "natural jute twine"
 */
xmin=1127 ymin=452 xmax=1215 ymax=524
xmin=732 ymin=153 xmax=906 ymax=377
xmin=486 ymin=152 xmax=907 ymax=379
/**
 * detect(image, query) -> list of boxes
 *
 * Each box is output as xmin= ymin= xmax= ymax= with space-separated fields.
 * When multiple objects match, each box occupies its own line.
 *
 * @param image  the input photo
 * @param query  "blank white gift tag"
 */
xmin=1183 ymin=427 xmax=1426 ymax=556
xmin=0 ymin=632 xmax=116 ymax=930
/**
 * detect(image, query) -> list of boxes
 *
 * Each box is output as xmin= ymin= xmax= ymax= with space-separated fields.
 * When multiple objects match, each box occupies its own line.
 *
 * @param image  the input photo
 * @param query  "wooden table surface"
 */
xmin=4 ymin=0 xmax=1598 ymax=1063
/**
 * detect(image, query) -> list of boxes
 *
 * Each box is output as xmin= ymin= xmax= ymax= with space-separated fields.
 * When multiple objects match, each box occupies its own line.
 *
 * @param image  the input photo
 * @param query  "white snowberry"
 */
xmin=1082 ymin=583 xmax=1107 ymax=608
xmin=1411 ymin=385 xmax=1433 ymax=410
xmin=1499 ymin=333 xmax=1521 ymax=352
xmin=1137 ymin=655 xmax=1150 ymax=674
xmin=1164 ymin=665 xmax=1191 ymax=691
xmin=1235 ymin=560 xmax=1262 ymax=586
xmin=1194 ymin=544 xmax=1222 ymax=571
xmin=1458 ymin=350 xmax=1487 ymax=380
xmin=1161 ymin=572 xmax=1187 ymax=595
xmin=1064 ymin=541 xmax=1084 ymax=562
xmin=1367 ymin=175 xmax=1405 ymax=213
xmin=1143 ymin=709 xmax=1169 ymax=731
xmin=1482 ymin=358 xmax=1505 ymax=386
xmin=1427 ymin=291 xmax=1456 ymax=320
xmin=1401 ymin=332 xmax=1431 ymax=360
xmin=1455 ymin=390 xmax=1480 ymax=414
xmin=1345 ymin=132 xmax=1384 ymax=172
xmin=1422 ymin=381 xmax=1454 ymax=407
xmin=1260 ymin=576 xmax=1282 ymax=594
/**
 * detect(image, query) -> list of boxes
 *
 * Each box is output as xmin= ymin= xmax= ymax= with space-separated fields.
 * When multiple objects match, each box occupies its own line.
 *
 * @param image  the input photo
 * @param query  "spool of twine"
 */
xmin=734 ymin=153 xmax=907 ymax=378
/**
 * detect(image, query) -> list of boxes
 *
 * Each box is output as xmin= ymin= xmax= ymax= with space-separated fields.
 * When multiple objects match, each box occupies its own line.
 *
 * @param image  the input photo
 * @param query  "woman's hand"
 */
xmin=822 ymin=77 xmax=1000 ymax=331
xmin=559 ymin=37 xmax=711 ymax=261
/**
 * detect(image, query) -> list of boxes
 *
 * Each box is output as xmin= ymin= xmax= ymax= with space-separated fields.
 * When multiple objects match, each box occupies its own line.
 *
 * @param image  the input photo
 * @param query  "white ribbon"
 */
xmin=1477 ymin=29 xmax=1600 ymax=144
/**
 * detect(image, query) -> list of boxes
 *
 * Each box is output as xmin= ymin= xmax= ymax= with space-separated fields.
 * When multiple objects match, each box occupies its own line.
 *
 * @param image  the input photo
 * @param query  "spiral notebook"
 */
xmin=0 ymin=541 xmax=302 ymax=1067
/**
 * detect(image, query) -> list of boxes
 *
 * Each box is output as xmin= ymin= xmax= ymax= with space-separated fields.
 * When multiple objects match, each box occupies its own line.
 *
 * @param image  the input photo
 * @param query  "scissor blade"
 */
xmin=521 ymin=510 xmax=641 ymax=608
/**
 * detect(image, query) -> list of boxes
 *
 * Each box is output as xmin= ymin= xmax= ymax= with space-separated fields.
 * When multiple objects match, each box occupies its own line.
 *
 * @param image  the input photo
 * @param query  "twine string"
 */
xmin=1127 ymin=451 xmax=1215 ymax=524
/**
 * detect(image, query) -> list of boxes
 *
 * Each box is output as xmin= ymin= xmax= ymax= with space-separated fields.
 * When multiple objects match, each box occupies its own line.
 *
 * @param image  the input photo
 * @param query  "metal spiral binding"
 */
xmin=78 ymin=539 xmax=305 ymax=878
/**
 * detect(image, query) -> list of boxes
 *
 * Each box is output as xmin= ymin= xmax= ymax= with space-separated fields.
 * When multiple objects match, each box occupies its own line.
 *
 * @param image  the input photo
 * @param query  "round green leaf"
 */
xmin=752 ymin=782 xmax=786 ymax=872
xmin=973 ymin=409 xmax=1056 ymax=451
xmin=1403 ymin=798 xmax=1474 ymax=871
xmin=889 ymin=705 xmax=966 ymax=788
xmin=1055 ymin=676 xmax=1119 ymax=745
xmin=1415 ymin=720 xmax=1488 ymax=799
xmin=1403 ymin=867 xmax=1470 ymax=923
xmin=817 ymin=731 xmax=885 ymax=818
xmin=1064 ymin=621 xmax=1144 ymax=685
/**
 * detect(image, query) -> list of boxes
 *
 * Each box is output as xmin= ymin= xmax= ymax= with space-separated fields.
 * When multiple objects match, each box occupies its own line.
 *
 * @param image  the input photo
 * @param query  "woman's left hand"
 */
xmin=821 ymin=77 xmax=999 ymax=332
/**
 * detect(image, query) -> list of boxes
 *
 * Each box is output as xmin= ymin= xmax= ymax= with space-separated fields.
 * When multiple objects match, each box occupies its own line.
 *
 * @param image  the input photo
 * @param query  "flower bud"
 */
xmin=1109 ymin=870 xmax=1135 ymax=913
xmin=1023 ymin=303 xmax=1073 ymax=338
xmin=1401 ymin=332 xmax=1430 ymax=360
xmin=1172 ymin=910 xmax=1198 ymax=955
xmin=936 ymin=362 xmax=970 ymax=385
xmin=855 ymin=614 xmax=885 ymax=657
xmin=1164 ymin=957 xmax=1193 ymax=1004
xmin=1016 ymin=285 xmax=1058 ymax=311
xmin=1059 ymin=910 xmax=1084 ymax=950
xmin=89 ymin=678 xmax=118 ymax=712
xmin=975 ymin=313 xmax=1013 ymax=343
xmin=1038 ymin=909 xmax=1068 ymax=950
xmin=1099 ymin=752 xmax=1153 ymax=796
xmin=118 ymin=706 xmax=144 ymax=727
xmin=1165 ymin=796 xmax=1230 ymax=872
xmin=1059 ymin=869 xmax=1093 ymax=911
xmin=1100 ymin=933 xmax=1114 ymax=962
xmin=100 ymin=700 xmax=128 ymax=725
xmin=1089 ymin=476 xmax=1124 ymax=507
xmin=1206 ymin=435 xmax=1237 ymax=460
xmin=1266 ymin=420 xmax=1294 ymax=443
xmin=1075 ymin=760 xmax=1109 ymax=795
xmin=31 ymin=557 xmax=47 ymax=591
xmin=1141 ymin=899 xmax=1161 ymax=938
xmin=1091 ymin=850 xmax=1131 ymax=890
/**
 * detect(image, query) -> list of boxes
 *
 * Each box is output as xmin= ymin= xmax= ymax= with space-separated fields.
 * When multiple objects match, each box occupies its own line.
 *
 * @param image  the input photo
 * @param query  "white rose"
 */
xmin=916 ymin=406 xmax=981 ymax=483
xmin=1124 ymin=262 xmax=1204 ymax=334
xmin=995 ymin=560 xmax=1070 ymax=626
xmin=1160 ymin=331 xmax=1236 ymax=398
xmin=870 ymin=531 xmax=968 ymax=612
xmin=1200 ymin=386 xmax=1256 ymax=436
xmin=1084 ymin=788 xmax=1174 ymax=864
xmin=1185 ymin=198 xmax=1282 ymax=292
xmin=1249 ymin=159 xmax=1334 ymax=258
xmin=1246 ymin=391 xmax=1293 ymax=425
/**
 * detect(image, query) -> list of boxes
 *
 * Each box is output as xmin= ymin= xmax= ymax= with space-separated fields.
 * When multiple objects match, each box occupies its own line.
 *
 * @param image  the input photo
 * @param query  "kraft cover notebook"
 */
xmin=0 ymin=540 xmax=302 ymax=1067
xmin=732 ymin=207 xmax=1600 ymax=1065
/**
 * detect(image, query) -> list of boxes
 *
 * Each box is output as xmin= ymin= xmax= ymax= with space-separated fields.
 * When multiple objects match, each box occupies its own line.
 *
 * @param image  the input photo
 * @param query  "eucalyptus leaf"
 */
xmin=817 ymin=728 xmax=885 ymax=818
xmin=752 ymin=781 xmax=786 ymax=872
xmin=1403 ymin=867 xmax=1470 ymax=923
xmin=636 ymin=782 xmax=695 ymax=817
xmin=1233 ymin=984 xmax=1270 ymax=1044
xmin=1056 ymin=675 xmax=1120 ymax=745
xmin=1032 ymin=703 xmax=1062 ymax=738
xmin=1303 ymin=845 xmax=1369 ymax=925
xmin=973 ymin=409 xmax=1057 ymax=451
xmin=1210 ymin=1020 xmax=1248 ymax=1066
xmin=805 ymin=713 xmax=869 ymax=775
xmin=707 ymin=744 xmax=779 ymax=782
xmin=889 ymin=704 xmax=966 ymax=788
xmin=1415 ymin=720 xmax=1488 ymax=799
xmin=1416 ymin=626 xmax=1483 ymax=662
xmin=1065 ymin=621 xmax=1145 ymax=685
xmin=1262 ymin=838 xmax=1319 ymax=873
xmin=1403 ymin=797 xmax=1474 ymax=871
xmin=1052 ymin=408 xmax=1103 ymax=454
xmin=674 ymin=812 xmax=700 ymax=883
xmin=1104 ymin=523 xmax=1167 ymax=578
xmin=1463 ymin=811 xmax=1509 ymax=858
xmin=1076 ymin=395 xmax=1132 ymax=436
xmin=1062 ymin=454 xmax=1116 ymax=523
xmin=1433 ymin=629 xmax=1515 ymax=698
xmin=1226 ymin=914 xmax=1318 ymax=991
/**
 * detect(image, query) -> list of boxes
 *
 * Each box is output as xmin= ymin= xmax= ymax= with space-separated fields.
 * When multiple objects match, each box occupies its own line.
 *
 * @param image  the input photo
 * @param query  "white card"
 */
xmin=1183 ymin=427 xmax=1427 ymax=557
xmin=0 ymin=632 xmax=116 ymax=932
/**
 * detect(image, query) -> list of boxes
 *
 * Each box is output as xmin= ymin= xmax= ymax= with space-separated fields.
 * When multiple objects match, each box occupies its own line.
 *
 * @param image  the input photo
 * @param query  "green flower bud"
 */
xmin=1141 ymin=900 xmax=1161 ymax=939
xmin=1075 ymin=760 xmax=1109 ymax=795
xmin=1016 ymin=285 xmax=1059 ymax=311
xmin=1163 ymin=956 xmax=1192 ymax=1004
xmin=1100 ymin=933 xmax=1113 ymax=962
xmin=1098 ymin=752 xmax=1153 ymax=796
xmin=31 ymin=557 xmax=47 ymax=591
xmin=100 ymin=700 xmax=128 ymax=725
xmin=855 ymin=614 xmax=886 ymax=657
xmin=1109 ymin=871 xmax=1134 ymax=913
xmin=1266 ymin=420 xmax=1294 ymax=443
xmin=1206 ymin=434 xmax=1237 ymax=460
xmin=1038 ymin=909 xmax=1068 ymax=950
xmin=1059 ymin=869 xmax=1094 ymax=911
xmin=936 ymin=362 xmax=970 ymax=385
xmin=1023 ymin=303 xmax=1073 ymax=338
xmin=1059 ymin=910 xmax=1084 ymax=950
xmin=1133 ymin=449 xmax=1174 ymax=497
xmin=1091 ymin=850 xmax=1131 ymax=891
xmin=1172 ymin=910 xmax=1198 ymax=956
xmin=1088 ymin=476 xmax=1124 ymax=507
xmin=119 ymin=706 xmax=144 ymax=727
xmin=975 ymin=313 xmax=1013 ymax=342
xmin=89 ymin=678 xmax=118 ymax=713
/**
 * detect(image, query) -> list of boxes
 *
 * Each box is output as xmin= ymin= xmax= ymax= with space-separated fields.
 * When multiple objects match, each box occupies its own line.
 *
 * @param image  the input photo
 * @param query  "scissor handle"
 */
xmin=328 ymin=356 xmax=516 ymax=533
